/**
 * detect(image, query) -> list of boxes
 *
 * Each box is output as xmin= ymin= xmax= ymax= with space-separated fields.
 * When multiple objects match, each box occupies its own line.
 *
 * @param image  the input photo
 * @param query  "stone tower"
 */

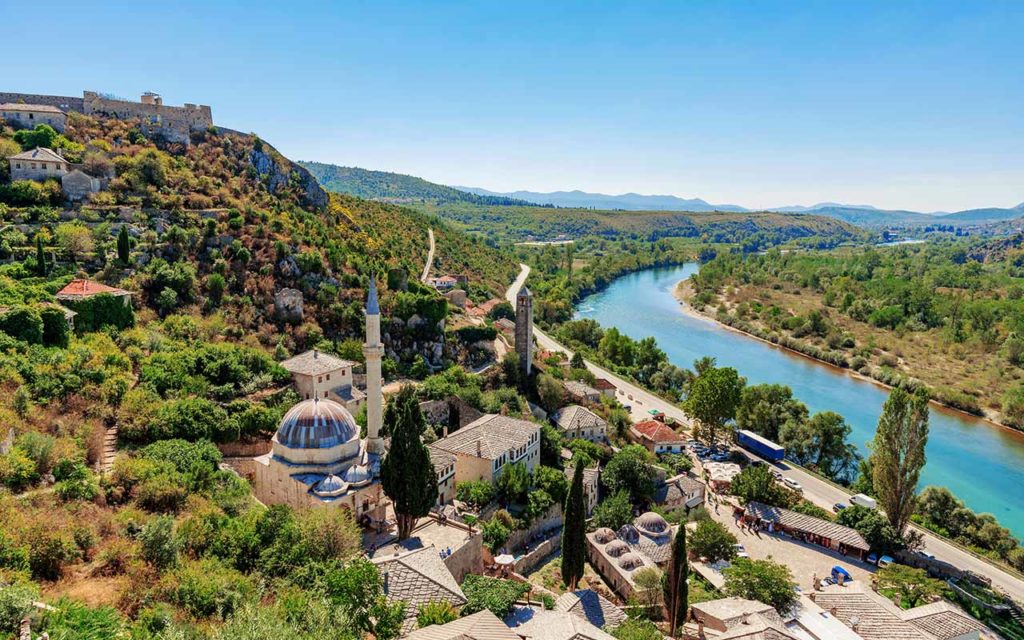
xmin=516 ymin=285 xmax=534 ymax=377
xmin=363 ymin=277 xmax=385 ymax=454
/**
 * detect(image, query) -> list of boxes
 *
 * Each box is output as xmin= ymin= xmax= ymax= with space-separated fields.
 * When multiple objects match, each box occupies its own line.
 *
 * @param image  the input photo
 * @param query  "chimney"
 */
xmin=442 ymin=425 xmax=449 ymax=438
xmin=313 ymin=349 xmax=318 ymax=359
xmin=476 ymin=440 xmax=482 ymax=457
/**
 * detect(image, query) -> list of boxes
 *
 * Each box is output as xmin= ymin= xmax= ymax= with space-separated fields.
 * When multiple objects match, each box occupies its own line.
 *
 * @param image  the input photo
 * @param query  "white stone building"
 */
xmin=0 ymin=103 xmax=66 ymax=131
xmin=431 ymin=414 xmax=540 ymax=485
xmin=280 ymin=349 xmax=364 ymax=413
xmin=550 ymin=405 xmax=607 ymax=442
xmin=7 ymin=147 xmax=69 ymax=182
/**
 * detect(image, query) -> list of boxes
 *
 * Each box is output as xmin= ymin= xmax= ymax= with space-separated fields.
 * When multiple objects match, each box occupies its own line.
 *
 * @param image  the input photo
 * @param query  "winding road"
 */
xmin=505 ymin=263 xmax=1024 ymax=603
xmin=421 ymin=228 xmax=435 ymax=283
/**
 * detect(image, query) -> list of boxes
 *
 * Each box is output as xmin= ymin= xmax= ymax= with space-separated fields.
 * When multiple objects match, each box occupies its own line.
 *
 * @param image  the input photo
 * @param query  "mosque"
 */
xmin=253 ymin=279 xmax=389 ymax=523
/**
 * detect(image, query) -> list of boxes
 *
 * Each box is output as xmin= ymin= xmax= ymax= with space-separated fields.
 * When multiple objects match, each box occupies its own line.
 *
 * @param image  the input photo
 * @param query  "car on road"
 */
xmin=917 ymin=550 xmax=936 ymax=560
xmin=734 ymin=543 xmax=750 ymax=559
xmin=783 ymin=477 xmax=803 ymax=492
xmin=832 ymin=503 xmax=847 ymax=512
xmin=771 ymin=469 xmax=783 ymax=480
xmin=849 ymin=493 xmax=878 ymax=509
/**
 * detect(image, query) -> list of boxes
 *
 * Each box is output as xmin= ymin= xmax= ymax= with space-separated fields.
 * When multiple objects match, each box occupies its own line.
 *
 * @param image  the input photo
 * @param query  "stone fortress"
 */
xmin=0 ymin=89 xmax=213 ymax=144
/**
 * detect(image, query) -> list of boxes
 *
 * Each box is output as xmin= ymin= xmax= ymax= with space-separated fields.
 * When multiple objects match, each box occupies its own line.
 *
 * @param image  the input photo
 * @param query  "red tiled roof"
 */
xmin=594 ymin=378 xmax=616 ymax=390
xmin=56 ymin=279 xmax=129 ymax=299
xmin=631 ymin=420 xmax=684 ymax=443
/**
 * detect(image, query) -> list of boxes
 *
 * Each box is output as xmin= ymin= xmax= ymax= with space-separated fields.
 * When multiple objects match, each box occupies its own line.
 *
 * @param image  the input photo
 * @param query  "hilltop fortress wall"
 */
xmin=0 ymin=90 xmax=213 ymax=144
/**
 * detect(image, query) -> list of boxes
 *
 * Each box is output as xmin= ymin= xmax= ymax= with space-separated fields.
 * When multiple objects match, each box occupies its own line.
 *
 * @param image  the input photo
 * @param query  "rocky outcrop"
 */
xmin=249 ymin=142 xmax=328 ymax=212
xmin=274 ymin=288 xmax=304 ymax=323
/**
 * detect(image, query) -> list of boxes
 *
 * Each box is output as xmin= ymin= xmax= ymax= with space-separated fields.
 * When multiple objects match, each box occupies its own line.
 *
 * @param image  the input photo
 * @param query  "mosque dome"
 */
xmin=605 ymin=540 xmax=630 ymax=558
xmin=618 ymin=553 xmax=645 ymax=571
xmin=313 ymin=474 xmax=349 ymax=497
xmin=593 ymin=528 xmax=616 ymax=544
xmin=276 ymin=398 xmax=359 ymax=449
xmin=343 ymin=464 xmax=373 ymax=487
xmin=635 ymin=512 xmax=669 ymax=536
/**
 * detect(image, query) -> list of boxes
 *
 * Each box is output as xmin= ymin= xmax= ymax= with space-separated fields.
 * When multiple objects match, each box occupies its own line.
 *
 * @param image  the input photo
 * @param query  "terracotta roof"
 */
xmin=593 ymin=378 xmax=616 ymax=391
xmin=55 ymin=279 xmax=129 ymax=300
xmin=432 ymin=414 xmax=538 ymax=461
xmin=745 ymin=502 xmax=870 ymax=551
xmin=279 ymin=349 xmax=355 ymax=376
xmin=7 ymin=147 xmax=67 ymax=163
xmin=555 ymin=589 xmax=627 ymax=629
xmin=510 ymin=608 xmax=615 ymax=640
xmin=550 ymin=405 xmax=607 ymax=433
xmin=631 ymin=420 xmax=685 ymax=444
xmin=0 ymin=103 xmax=65 ymax=114
xmin=405 ymin=610 xmax=519 ymax=640
xmin=372 ymin=546 xmax=466 ymax=635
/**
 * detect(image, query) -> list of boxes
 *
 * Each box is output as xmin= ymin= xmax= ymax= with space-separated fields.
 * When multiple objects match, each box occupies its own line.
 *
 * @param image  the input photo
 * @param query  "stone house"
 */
xmin=56 ymin=279 xmax=132 ymax=307
xmin=61 ymin=169 xmax=101 ymax=201
xmin=0 ymin=103 xmax=66 ymax=131
xmin=563 ymin=381 xmax=601 ymax=404
xmin=279 ymin=349 xmax=364 ymax=414
xmin=429 ymin=446 xmax=457 ymax=507
xmin=8 ymin=147 xmax=69 ymax=181
xmin=428 ymin=275 xmax=458 ymax=290
xmin=629 ymin=418 xmax=686 ymax=454
xmin=564 ymin=464 xmax=600 ymax=516
xmin=371 ymin=546 xmax=466 ymax=636
xmin=653 ymin=472 xmax=705 ymax=511
xmin=550 ymin=405 xmax=607 ymax=442
xmin=430 ymin=414 xmax=540 ymax=485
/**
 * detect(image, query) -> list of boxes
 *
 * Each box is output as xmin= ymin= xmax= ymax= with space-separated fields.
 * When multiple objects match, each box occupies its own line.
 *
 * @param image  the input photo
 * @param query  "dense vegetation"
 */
xmin=691 ymin=239 xmax=1024 ymax=426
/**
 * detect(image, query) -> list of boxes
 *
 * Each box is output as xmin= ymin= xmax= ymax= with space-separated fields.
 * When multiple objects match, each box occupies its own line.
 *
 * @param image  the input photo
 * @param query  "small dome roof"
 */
xmin=343 ymin=464 xmax=372 ymax=487
xmin=593 ymin=528 xmax=616 ymax=544
xmin=636 ymin=511 xmax=669 ymax=535
xmin=313 ymin=474 xmax=348 ymax=497
xmin=616 ymin=524 xmax=640 ymax=544
xmin=618 ymin=553 xmax=645 ymax=570
xmin=605 ymin=540 xmax=630 ymax=557
xmin=276 ymin=398 xmax=359 ymax=449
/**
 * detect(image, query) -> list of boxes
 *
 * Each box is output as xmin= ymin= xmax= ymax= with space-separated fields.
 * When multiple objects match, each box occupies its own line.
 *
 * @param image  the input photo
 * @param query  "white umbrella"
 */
xmin=494 ymin=554 xmax=516 ymax=565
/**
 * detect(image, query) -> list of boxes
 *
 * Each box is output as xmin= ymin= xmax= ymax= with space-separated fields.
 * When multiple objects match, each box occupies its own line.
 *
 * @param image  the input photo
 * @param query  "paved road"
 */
xmin=421 ymin=228 xmax=435 ymax=283
xmin=505 ymin=263 xmax=1024 ymax=603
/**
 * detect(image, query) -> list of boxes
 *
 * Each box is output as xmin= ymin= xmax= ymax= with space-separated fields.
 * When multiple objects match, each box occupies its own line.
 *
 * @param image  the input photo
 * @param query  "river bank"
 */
xmin=672 ymin=279 xmax=1016 ymax=433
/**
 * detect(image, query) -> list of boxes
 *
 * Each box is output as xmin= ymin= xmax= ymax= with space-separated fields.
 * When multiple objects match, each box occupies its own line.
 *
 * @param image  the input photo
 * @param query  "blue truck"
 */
xmin=735 ymin=429 xmax=785 ymax=462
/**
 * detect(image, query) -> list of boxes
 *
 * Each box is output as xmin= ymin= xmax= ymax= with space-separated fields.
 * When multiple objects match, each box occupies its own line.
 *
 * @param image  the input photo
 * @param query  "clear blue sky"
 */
xmin=6 ymin=1 xmax=1022 ymax=212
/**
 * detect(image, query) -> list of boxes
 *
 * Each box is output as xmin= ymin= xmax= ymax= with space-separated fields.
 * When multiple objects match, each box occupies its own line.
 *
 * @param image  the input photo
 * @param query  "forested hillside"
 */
xmin=299 ymin=162 xmax=535 ymax=206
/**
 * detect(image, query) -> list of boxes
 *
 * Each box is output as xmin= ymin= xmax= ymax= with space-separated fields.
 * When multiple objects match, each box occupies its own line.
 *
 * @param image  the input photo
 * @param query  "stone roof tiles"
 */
xmin=555 ymin=589 xmax=627 ymax=630
xmin=431 ymin=414 xmax=537 ymax=460
xmin=373 ymin=546 xmax=466 ymax=635
xmin=0 ymin=103 xmax=65 ymax=114
xmin=745 ymin=501 xmax=870 ymax=551
xmin=279 ymin=349 xmax=355 ymax=376
xmin=7 ymin=147 xmax=67 ymax=163
xmin=405 ymin=609 xmax=518 ymax=640
xmin=510 ymin=608 xmax=615 ymax=640
xmin=550 ymin=405 xmax=607 ymax=433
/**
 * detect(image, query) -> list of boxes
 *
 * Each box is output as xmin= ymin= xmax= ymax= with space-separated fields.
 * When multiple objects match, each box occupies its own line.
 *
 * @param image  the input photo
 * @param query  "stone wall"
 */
xmin=505 ymin=503 xmax=563 ymax=553
xmin=0 ymin=92 xmax=84 ymax=112
xmin=83 ymin=91 xmax=213 ymax=144
xmin=443 ymin=525 xmax=483 ymax=582
xmin=514 ymin=535 xmax=561 ymax=575
xmin=419 ymin=396 xmax=485 ymax=431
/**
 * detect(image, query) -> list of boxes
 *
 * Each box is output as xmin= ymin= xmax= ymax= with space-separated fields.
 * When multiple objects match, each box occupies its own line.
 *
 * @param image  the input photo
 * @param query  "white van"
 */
xmin=849 ymin=493 xmax=877 ymax=509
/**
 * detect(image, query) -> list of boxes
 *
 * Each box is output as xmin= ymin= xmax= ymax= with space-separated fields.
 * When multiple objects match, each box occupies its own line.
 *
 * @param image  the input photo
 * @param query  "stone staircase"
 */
xmin=99 ymin=425 xmax=118 ymax=473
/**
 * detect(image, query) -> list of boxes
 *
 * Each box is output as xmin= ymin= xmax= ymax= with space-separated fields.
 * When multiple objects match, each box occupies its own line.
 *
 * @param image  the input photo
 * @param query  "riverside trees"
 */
xmin=871 ymin=387 xmax=930 ymax=534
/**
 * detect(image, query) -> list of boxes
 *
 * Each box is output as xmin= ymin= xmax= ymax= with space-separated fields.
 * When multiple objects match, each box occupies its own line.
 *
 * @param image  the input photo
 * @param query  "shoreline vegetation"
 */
xmin=672 ymin=278 xmax=1022 ymax=434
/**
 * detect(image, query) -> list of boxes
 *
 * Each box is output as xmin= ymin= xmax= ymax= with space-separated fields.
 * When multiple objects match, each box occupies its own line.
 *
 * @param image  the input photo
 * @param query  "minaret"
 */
xmin=515 ymin=285 xmax=533 ymax=377
xmin=363 ymin=277 xmax=385 ymax=454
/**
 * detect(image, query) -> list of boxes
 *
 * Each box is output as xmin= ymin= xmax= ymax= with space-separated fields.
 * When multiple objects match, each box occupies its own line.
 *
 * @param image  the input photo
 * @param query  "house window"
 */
xmin=29 ymin=113 xmax=34 ymax=120
xmin=30 ymin=163 xmax=36 ymax=169
xmin=40 ymin=163 xmax=46 ymax=170
xmin=317 ymin=376 xmax=322 ymax=383
xmin=326 ymin=374 xmax=331 ymax=381
xmin=14 ymin=163 xmax=20 ymax=169
xmin=323 ymin=391 xmax=328 ymax=398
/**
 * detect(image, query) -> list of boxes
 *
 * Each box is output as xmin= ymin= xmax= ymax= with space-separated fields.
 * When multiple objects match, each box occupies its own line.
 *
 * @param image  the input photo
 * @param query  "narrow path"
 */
xmin=421 ymin=228 xmax=435 ymax=283
xmin=99 ymin=425 xmax=117 ymax=473
xmin=504 ymin=262 xmax=1024 ymax=604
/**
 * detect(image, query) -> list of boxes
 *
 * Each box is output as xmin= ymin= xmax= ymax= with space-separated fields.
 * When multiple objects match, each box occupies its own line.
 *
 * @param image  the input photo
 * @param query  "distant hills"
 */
xmin=300 ymin=161 xmax=1024 ymax=228
xmin=298 ymin=163 xmax=536 ymax=207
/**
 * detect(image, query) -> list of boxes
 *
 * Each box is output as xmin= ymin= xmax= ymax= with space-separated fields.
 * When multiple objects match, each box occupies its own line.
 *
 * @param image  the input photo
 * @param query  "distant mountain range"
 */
xmin=299 ymin=162 xmax=1024 ymax=228
xmin=459 ymin=187 xmax=1024 ymax=226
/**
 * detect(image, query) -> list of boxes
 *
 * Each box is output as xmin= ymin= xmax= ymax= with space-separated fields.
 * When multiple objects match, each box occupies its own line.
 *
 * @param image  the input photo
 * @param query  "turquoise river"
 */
xmin=574 ymin=263 xmax=1024 ymax=539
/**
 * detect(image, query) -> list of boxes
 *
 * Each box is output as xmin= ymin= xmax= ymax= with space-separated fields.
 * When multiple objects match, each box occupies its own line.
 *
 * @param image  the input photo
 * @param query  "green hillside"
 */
xmin=299 ymin=162 xmax=536 ymax=206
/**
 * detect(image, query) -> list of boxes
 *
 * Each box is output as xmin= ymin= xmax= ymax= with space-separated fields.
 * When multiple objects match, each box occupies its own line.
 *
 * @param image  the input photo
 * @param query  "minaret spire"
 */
xmin=363 ymin=275 xmax=385 ymax=454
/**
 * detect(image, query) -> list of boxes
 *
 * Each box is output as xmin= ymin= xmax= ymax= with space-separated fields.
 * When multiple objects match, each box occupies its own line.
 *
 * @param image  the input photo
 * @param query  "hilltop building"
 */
xmin=515 ymin=286 xmax=533 ymax=377
xmin=253 ymin=283 xmax=387 ymax=520
xmin=8 ymin=147 xmax=68 ymax=181
xmin=56 ymin=279 xmax=132 ymax=306
xmin=0 ymin=103 xmax=66 ymax=131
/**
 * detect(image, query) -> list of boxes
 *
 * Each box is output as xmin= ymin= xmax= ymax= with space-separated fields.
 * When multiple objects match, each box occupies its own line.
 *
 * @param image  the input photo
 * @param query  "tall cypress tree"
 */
xmin=561 ymin=459 xmax=586 ymax=590
xmin=871 ymin=387 xmax=930 ymax=534
xmin=380 ymin=386 xmax=438 ymax=540
xmin=665 ymin=525 xmax=689 ymax=637
xmin=35 ymin=236 xmax=46 ymax=276
xmin=117 ymin=225 xmax=130 ymax=265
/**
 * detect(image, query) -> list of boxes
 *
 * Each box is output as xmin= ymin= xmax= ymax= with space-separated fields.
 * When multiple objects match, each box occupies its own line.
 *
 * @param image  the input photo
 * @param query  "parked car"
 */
xmin=877 ymin=555 xmax=894 ymax=568
xmin=917 ymin=550 xmax=936 ymax=560
xmin=832 ymin=503 xmax=848 ymax=512
xmin=783 ymin=477 xmax=803 ymax=492
xmin=849 ymin=493 xmax=877 ymax=509
xmin=867 ymin=553 xmax=878 ymax=565
xmin=711 ymin=452 xmax=730 ymax=462
xmin=771 ymin=469 xmax=783 ymax=480
xmin=734 ymin=543 xmax=750 ymax=559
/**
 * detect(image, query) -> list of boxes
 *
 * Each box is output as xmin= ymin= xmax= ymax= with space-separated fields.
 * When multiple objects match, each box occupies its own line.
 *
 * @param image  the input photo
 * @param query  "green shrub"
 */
xmin=461 ymin=575 xmax=529 ymax=618
xmin=28 ymin=529 xmax=79 ymax=580
xmin=0 ymin=582 xmax=39 ymax=634
xmin=481 ymin=518 xmax=511 ymax=553
xmin=140 ymin=515 xmax=180 ymax=570
xmin=164 ymin=558 xmax=255 ymax=619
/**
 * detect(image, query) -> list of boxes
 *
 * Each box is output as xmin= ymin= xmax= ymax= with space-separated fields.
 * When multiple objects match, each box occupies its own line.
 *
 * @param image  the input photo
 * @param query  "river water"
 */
xmin=575 ymin=263 xmax=1024 ymax=538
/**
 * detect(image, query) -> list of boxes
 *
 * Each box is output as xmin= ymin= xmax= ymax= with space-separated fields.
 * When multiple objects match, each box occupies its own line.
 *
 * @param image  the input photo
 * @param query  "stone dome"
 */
xmin=618 ymin=553 xmax=645 ymax=570
xmin=276 ymin=398 xmax=359 ymax=449
xmin=605 ymin=540 xmax=630 ymax=558
xmin=313 ymin=474 xmax=348 ymax=497
xmin=635 ymin=511 xmax=669 ymax=535
xmin=593 ymin=528 xmax=616 ymax=544
xmin=343 ymin=464 xmax=372 ymax=487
